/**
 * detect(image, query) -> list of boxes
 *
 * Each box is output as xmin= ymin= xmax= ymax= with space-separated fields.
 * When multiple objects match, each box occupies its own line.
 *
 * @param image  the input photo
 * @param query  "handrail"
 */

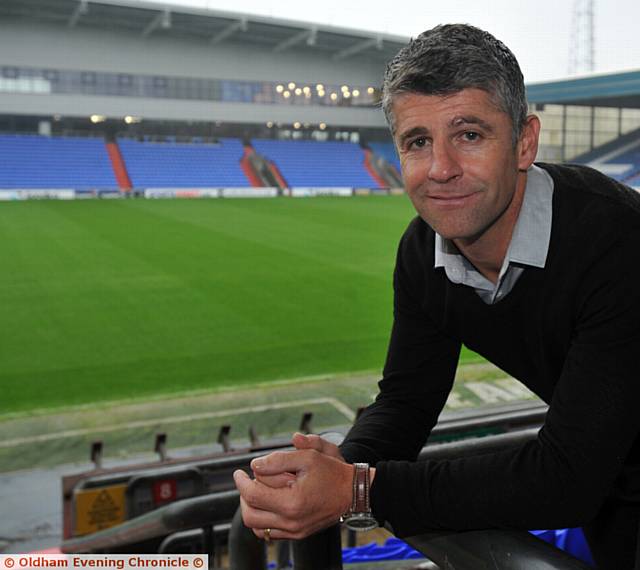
xmin=61 ymin=403 xmax=551 ymax=566
xmin=65 ymin=402 xmax=545 ymax=496
xmin=61 ymin=490 xmax=239 ymax=553
xmin=404 ymin=529 xmax=593 ymax=569
xmin=228 ymin=426 xmax=594 ymax=570
xmin=430 ymin=401 xmax=547 ymax=439
xmin=418 ymin=426 xmax=541 ymax=462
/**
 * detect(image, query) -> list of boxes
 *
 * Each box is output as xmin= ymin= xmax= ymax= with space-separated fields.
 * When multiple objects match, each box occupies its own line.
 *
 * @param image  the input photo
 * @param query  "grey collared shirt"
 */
xmin=434 ymin=164 xmax=554 ymax=304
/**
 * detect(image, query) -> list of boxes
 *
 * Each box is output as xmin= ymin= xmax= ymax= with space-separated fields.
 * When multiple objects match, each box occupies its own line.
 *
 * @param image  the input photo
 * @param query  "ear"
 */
xmin=517 ymin=114 xmax=541 ymax=171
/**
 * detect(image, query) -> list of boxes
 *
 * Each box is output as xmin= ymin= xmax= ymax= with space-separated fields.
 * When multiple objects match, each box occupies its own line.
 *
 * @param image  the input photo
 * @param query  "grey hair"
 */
xmin=382 ymin=24 xmax=528 ymax=144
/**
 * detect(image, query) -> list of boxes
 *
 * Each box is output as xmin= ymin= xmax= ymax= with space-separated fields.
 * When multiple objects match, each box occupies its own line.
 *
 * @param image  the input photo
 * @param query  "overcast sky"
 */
xmin=141 ymin=0 xmax=639 ymax=83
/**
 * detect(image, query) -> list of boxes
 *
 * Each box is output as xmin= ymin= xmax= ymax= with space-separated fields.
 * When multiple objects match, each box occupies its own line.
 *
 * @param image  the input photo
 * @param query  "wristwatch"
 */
xmin=340 ymin=463 xmax=378 ymax=531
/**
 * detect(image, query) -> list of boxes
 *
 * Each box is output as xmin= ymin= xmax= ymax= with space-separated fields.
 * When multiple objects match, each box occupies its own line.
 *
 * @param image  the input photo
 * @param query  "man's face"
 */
xmin=392 ymin=88 xmax=529 ymax=244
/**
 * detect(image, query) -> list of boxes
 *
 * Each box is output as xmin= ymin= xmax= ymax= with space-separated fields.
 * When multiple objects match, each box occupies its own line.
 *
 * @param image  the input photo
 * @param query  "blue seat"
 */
xmin=0 ymin=134 xmax=117 ymax=189
xmin=117 ymin=137 xmax=248 ymax=187
xmin=251 ymin=139 xmax=379 ymax=188
xmin=369 ymin=141 xmax=401 ymax=173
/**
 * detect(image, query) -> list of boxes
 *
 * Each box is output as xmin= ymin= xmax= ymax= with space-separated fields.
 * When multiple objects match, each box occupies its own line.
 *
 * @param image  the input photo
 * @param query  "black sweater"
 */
xmin=340 ymin=163 xmax=640 ymax=568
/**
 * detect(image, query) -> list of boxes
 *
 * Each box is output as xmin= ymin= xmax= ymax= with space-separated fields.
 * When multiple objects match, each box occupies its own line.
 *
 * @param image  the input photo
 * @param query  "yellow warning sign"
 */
xmin=74 ymin=484 xmax=127 ymax=536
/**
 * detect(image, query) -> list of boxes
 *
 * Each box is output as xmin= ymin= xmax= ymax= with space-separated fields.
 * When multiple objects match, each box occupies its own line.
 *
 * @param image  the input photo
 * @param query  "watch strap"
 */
xmin=350 ymin=462 xmax=371 ymax=514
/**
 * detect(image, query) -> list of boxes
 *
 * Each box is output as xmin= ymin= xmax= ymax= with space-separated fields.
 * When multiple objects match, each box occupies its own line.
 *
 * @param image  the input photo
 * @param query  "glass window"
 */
xmin=0 ymin=64 xmax=383 ymax=110
xmin=43 ymin=69 xmax=59 ymax=82
xmin=153 ymin=76 xmax=167 ymax=90
xmin=81 ymin=71 xmax=96 ymax=85
xmin=2 ymin=66 xmax=19 ymax=79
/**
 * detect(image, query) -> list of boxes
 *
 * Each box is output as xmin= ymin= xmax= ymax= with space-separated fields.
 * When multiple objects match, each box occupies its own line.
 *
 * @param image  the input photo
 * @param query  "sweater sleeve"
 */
xmin=367 ymin=228 xmax=640 ymax=537
xmin=340 ymin=225 xmax=461 ymax=465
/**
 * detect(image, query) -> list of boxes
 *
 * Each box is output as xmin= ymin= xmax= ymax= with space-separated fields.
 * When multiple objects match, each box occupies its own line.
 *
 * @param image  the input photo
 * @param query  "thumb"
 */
xmin=233 ymin=469 xmax=252 ymax=492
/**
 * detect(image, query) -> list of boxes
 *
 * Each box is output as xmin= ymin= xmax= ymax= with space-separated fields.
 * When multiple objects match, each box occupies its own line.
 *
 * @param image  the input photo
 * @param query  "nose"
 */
xmin=428 ymin=141 xmax=462 ymax=183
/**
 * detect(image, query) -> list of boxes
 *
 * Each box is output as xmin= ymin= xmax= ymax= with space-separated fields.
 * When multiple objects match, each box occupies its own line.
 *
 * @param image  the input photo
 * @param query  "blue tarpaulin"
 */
xmin=341 ymin=528 xmax=595 ymax=566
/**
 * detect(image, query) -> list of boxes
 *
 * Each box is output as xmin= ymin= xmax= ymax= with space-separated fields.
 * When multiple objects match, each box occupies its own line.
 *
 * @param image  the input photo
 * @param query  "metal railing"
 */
xmin=60 ymin=403 xmax=593 ymax=569
xmin=61 ymin=490 xmax=239 ymax=554
xmin=404 ymin=529 xmax=593 ymax=570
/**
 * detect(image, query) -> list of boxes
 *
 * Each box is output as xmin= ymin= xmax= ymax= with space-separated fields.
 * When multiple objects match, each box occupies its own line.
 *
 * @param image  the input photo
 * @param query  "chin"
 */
xmin=424 ymin=220 xmax=480 ymax=241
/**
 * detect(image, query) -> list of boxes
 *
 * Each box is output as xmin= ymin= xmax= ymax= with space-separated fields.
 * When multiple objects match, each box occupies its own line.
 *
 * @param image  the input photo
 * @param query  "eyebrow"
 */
xmin=450 ymin=115 xmax=494 ymax=132
xmin=397 ymin=126 xmax=429 ymax=148
xmin=397 ymin=115 xmax=495 ymax=148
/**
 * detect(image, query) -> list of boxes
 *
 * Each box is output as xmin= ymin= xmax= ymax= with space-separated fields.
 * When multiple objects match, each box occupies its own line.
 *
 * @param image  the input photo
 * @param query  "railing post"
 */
xmin=228 ymin=506 xmax=267 ymax=570
xmin=291 ymin=524 xmax=342 ymax=570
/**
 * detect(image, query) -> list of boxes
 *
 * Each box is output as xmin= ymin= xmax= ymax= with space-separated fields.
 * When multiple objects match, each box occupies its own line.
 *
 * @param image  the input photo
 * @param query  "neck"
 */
xmin=453 ymin=171 xmax=528 ymax=284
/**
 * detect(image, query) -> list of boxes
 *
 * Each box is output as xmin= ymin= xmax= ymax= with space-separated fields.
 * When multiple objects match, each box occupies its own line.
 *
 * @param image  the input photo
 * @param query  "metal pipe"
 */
xmin=418 ymin=427 xmax=541 ymax=462
xmin=61 ymin=490 xmax=239 ymax=553
xmin=430 ymin=402 xmax=546 ymax=440
xmin=291 ymin=525 xmax=342 ymax=570
xmin=228 ymin=506 xmax=267 ymax=570
xmin=61 ymin=406 xmax=550 ymax=564
xmin=226 ymin=509 xmax=343 ymax=570
xmin=404 ymin=528 xmax=592 ymax=570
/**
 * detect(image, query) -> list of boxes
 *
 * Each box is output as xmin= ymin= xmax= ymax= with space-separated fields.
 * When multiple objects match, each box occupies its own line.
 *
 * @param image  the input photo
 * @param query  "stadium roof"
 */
xmin=4 ymin=0 xmax=640 ymax=111
xmin=526 ymin=69 xmax=640 ymax=109
xmin=0 ymin=0 xmax=409 ymax=63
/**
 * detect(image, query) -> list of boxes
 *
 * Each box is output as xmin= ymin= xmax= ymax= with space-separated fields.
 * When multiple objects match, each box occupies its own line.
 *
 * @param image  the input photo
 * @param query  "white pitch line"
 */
xmin=325 ymin=397 xmax=356 ymax=422
xmin=0 ymin=397 xmax=355 ymax=448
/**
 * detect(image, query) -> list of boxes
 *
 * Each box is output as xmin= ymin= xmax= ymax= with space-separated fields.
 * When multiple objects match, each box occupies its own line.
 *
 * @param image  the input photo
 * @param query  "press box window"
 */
xmin=2 ymin=67 xmax=19 ymax=79
xmin=81 ymin=72 xmax=97 ymax=85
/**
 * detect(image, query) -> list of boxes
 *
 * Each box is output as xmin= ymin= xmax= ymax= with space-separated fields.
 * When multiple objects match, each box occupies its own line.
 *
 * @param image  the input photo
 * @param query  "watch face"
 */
xmin=344 ymin=513 xmax=378 ymax=532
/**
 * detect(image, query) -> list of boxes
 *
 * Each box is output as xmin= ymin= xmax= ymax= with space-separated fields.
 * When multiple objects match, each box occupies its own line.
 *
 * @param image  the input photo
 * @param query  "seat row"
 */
xmin=0 ymin=134 xmax=388 ymax=190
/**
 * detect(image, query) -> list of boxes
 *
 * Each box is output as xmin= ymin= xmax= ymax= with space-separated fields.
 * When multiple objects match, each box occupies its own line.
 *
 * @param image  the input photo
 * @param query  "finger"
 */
xmin=249 ymin=515 xmax=334 ymax=542
xmin=235 ymin=469 xmax=293 ymax=512
xmin=292 ymin=433 xmax=343 ymax=460
xmin=251 ymin=450 xmax=310 ymax=476
xmin=234 ymin=469 xmax=272 ymax=507
xmin=253 ymin=527 xmax=301 ymax=542
xmin=233 ymin=468 xmax=252 ymax=491
xmin=256 ymin=528 xmax=280 ymax=542
xmin=255 ymin=472 xmax=296 ymax=489
xmin=292 ymin=432 xmax=322 ymax=451
xmin=240 ymin=496 xmax=296 ymax=534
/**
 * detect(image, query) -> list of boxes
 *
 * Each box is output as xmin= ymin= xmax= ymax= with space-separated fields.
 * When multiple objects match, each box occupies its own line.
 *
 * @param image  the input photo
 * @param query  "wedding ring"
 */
xmin=264 ymin=528 xmax=272 ymax=542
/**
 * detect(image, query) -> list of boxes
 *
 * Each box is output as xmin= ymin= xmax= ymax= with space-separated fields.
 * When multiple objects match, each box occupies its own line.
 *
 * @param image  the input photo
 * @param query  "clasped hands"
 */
xmin=233 ymin=432 xmax=354 ymax=541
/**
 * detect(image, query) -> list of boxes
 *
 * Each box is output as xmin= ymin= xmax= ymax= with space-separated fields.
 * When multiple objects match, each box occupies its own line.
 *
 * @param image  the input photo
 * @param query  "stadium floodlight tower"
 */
xmin=568 ymin=0 xmax=595 ymax=75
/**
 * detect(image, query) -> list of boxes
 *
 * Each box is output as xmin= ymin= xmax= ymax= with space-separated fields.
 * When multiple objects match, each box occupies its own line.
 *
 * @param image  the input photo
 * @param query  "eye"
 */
xmin=462 ymin=131 xmax=480 ymax=142
xmin=408 ymin=136 xmax=427 ymax=149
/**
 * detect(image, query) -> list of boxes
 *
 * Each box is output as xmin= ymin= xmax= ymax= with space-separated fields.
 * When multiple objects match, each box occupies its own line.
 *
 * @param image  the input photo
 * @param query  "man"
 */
xmin=234 ymin=24 xmax=640 ymax=569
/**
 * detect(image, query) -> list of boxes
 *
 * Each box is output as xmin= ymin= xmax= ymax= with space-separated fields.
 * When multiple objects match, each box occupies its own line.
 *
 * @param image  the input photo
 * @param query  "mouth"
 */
xmin=426 ymin=192 xmax=479 ymax=207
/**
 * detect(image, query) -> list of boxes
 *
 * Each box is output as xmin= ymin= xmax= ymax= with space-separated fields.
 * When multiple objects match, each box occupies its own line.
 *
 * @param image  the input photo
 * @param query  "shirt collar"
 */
xmin=434 ymin=164 xmax=554 ymax=273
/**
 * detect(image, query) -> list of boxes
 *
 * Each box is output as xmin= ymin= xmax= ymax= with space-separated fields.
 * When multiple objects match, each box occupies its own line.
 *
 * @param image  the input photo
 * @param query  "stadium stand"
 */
xmin=609 ymin=146 xmax=640 ymax=182
xmin=0 ymin=134 xmax=117 ymax=189
xmin=251 ymin=139 xmax=381 ymax=188
xmin=369 ymin=141 xmax=401 ymax=172
xmin=572 ymin=127 xmax=640 ymax=185
xmin=117 ymin=137 xmax=248 ymax=188
xmin=627 ymin=171 xmax=640 ymax=187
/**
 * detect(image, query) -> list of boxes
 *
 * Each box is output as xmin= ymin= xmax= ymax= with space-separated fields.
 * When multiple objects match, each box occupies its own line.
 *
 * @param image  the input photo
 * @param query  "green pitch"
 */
xmin=0 ymin=196 xmax=480 ymax=415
